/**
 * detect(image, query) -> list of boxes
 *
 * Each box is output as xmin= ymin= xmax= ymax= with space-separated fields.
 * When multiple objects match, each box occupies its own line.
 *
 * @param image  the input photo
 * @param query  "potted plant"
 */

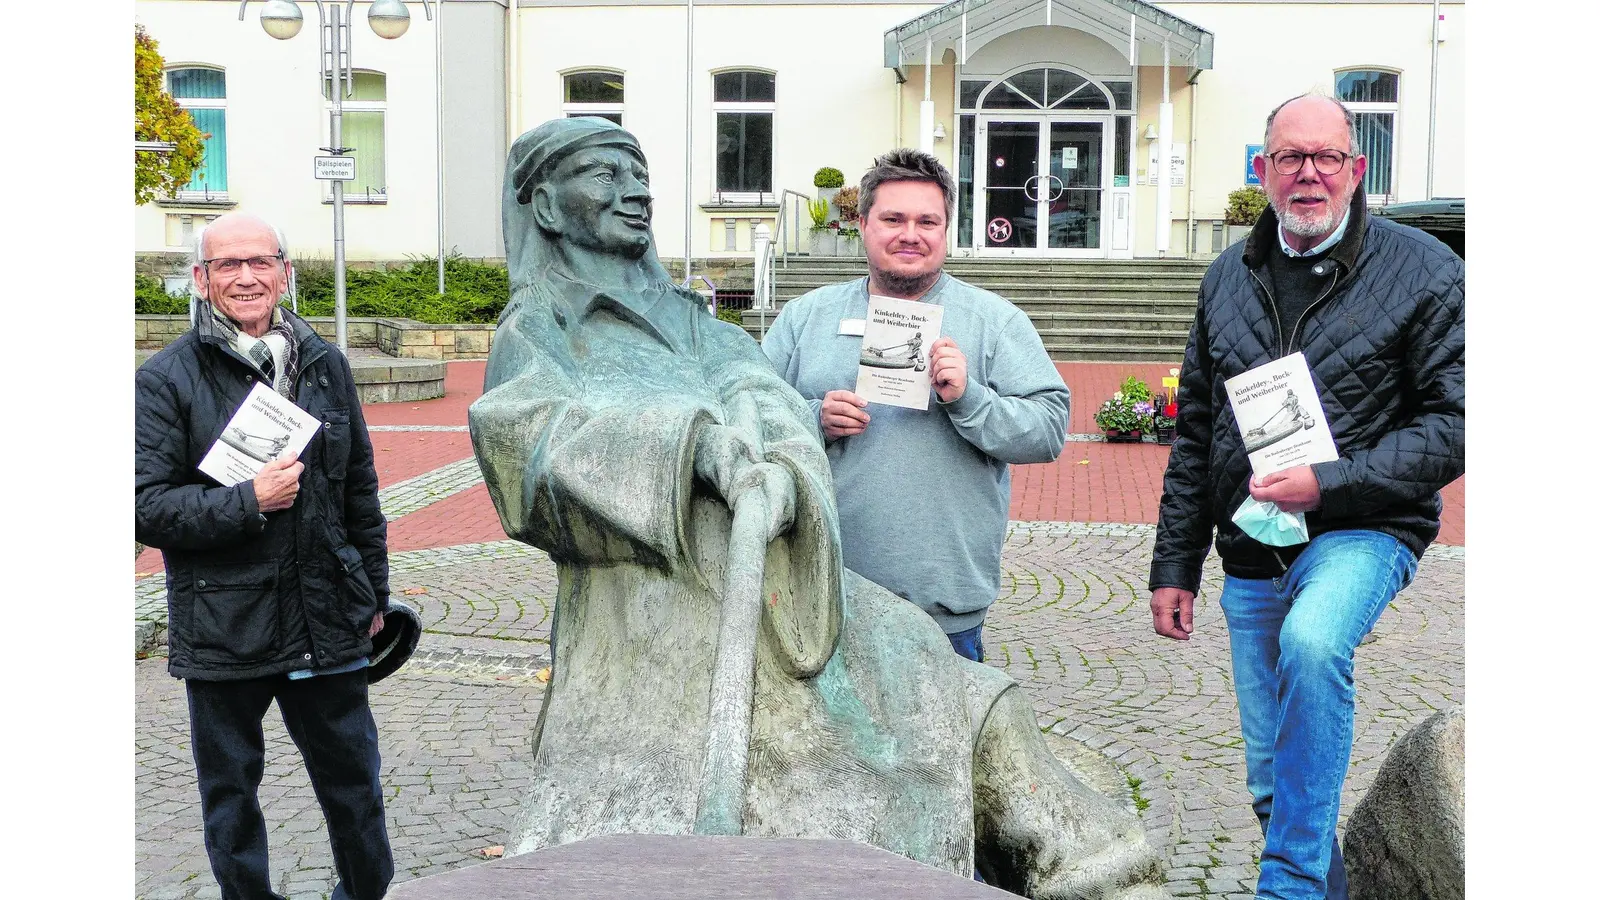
xmin=1094 ymin=375 xmax=1156 ymax=442
xmin=1154 ymin=368 xmax=1180 ymax=444
xmin=836 ymin=224 xmax=862 ymax=257
xmin=807 ymin=197 xmax=836 ymax=257
xmin=1224 ymin=187 xmax=1268 ymax=247
xmin=814 ymin=167 xmax=845 ymax=218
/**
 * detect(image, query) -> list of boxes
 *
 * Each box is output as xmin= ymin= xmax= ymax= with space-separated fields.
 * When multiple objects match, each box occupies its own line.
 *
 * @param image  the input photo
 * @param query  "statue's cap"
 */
xmin=509 ymin=117 xmax=645 ymax=205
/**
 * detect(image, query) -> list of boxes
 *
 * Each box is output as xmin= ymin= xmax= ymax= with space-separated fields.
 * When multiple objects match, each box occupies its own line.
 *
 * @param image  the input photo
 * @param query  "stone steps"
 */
xmin=762 ymin=258 xmax=1204 ymax=362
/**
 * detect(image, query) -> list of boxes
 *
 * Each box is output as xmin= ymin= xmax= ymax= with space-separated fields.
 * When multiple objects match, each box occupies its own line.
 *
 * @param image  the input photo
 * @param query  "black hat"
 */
xmin=368 ymin=599 xmax=421 ymax=684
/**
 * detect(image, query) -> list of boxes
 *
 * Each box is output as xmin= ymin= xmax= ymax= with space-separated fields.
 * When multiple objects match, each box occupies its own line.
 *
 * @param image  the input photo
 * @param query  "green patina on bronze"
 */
xmin=467 ymin=117 xmax=1171 ymax=898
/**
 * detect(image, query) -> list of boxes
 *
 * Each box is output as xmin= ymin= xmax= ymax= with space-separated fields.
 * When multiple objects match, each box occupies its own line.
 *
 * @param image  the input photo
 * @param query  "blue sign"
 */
xmin=1245 ymin=144 xmax=1264 ymax=186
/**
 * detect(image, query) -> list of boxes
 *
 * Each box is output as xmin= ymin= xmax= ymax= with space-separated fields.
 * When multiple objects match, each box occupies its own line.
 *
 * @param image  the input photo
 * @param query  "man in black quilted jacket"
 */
xmin=136 ymin=213 xmax=394 ymax=900
xmin=1148 ymin=95 xmax=1464 ymax=900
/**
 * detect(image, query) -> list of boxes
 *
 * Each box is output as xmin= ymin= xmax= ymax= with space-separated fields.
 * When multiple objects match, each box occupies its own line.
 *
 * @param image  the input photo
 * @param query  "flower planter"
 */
xmin=1154 ymin=425 xmax=1177 ymax=445
xmin=1104 ymin=430 xmax=1144 ymax=443
xmin=808 ymin=230 xmax=838 ymax=257
xmin=837 ymin=234 xmax=862 ymax=257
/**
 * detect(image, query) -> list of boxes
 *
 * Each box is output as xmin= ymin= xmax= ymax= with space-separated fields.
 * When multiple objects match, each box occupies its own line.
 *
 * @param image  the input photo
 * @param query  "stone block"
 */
xmin=400 ymin=328 xmax=438 ymax=347
xmin=1344 ymin=707 xmax=1464 ymax=900
xmin=454 ymin=330 xmax=490 ymax=355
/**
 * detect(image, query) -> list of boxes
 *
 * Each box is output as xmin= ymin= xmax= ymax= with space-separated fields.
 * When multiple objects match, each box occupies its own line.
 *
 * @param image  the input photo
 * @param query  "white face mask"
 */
xmin=1231 ymin=496 xmax=1309 ymax=547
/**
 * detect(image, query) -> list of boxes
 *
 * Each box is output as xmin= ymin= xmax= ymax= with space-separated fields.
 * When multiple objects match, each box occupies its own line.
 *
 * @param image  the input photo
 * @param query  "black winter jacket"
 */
xmin=1150 ymin=189 xmax=1465 ymax=591
xmin=135 ymin=309 xmax=389 ymax=680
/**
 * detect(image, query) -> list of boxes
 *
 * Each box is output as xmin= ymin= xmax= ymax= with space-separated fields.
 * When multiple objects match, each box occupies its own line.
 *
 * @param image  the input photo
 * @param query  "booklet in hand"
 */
xmin=198 ymin=383 xmax=322 ymax=487
xmin=1223 ymin=352 xmax=1338 ymax=477
xmin=854 ymin=294 xmax=944 ymax=410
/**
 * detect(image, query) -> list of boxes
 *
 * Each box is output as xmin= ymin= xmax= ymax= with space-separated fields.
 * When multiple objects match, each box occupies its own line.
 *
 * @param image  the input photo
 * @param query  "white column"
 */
xmin=919 ymin=38 xmax=935 ymax=152
xmin=1155 ymin=41 xmax=1172 ymax=256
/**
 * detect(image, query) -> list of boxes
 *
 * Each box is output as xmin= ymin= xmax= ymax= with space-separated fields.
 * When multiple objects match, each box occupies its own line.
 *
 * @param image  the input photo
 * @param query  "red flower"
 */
xmin=1163 ymin=402 xmax=1177 ymax=418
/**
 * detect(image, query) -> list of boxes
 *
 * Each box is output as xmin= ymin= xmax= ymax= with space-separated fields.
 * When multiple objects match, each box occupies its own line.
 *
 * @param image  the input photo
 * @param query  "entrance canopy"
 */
xmin=885 ymin=0 xmax=1214 ymax=73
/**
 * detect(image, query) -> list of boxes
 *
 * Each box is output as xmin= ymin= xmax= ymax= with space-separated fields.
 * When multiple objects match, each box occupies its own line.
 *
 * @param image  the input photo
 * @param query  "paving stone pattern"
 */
xmin=135 ymin=530 xmax=1463 ymax=900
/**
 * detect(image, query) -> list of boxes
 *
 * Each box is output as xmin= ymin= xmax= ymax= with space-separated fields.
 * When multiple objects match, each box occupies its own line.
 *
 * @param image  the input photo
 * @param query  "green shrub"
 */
xmin=813 ymin=167 xmax=845 ymax=189
xmin=1225 ymin=187 xmax=1269 ymax=226
xmin=285 ymin=255 xmax=510 ymax=324
xmin=808 ymin=197 xmax=830 ymax=229
xmin=135 ymin=272 xmax=187 ymax=315
xmin=715 ymin=306 xmax=744 ymax=326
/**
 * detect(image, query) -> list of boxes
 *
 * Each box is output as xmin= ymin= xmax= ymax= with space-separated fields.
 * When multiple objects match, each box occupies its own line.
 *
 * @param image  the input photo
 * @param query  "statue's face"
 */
xmin=538 ymin=146 xmax=653 ymax=259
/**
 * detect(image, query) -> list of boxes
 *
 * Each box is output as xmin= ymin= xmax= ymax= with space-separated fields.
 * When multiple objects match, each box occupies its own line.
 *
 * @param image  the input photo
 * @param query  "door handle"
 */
xmin=1022 ymin=175 xmax=1041 ymax=203
xmin=1044 ymin=174 xmax=1065 ymax=201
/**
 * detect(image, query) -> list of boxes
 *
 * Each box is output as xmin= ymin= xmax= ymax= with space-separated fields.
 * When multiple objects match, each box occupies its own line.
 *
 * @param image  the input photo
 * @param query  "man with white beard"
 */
xmin=1146 ymin=94 xmax=1465 ymax=900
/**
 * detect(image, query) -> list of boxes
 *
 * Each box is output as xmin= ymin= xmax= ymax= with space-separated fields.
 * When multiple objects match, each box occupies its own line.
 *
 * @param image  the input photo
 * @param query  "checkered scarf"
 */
xmin=201 ymin=300 xmax=300 ymax=401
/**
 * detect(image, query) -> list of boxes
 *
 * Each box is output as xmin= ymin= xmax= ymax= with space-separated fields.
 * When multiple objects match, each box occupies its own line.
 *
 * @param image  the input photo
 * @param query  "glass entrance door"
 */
xmin=978 ymin=120 xmax=1039 ymax=251
xmin=976 ymin=117 xmax=1108 ymax=256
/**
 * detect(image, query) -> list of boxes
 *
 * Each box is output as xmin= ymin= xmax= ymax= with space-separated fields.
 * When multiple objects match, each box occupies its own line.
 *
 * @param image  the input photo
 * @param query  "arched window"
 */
xmin=323 ymin=71 xmax=388 ymax=201
xmin=563 ymin=70 xmax=624 ymax=125
xmin=713 ymin=70 xmax=775 ymax=198
xmin=1336 ymin=69 xmax=1399 ymax=200
xmin=978 ymin=68 xmax=1113 ymax=111
xmin=167 ymin=66 xmax=227 ymax=196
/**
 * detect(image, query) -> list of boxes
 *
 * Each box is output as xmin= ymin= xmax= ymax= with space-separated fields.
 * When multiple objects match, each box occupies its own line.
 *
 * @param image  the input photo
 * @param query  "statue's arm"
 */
xmin=470 ymin=307 xmax=703 ymax=569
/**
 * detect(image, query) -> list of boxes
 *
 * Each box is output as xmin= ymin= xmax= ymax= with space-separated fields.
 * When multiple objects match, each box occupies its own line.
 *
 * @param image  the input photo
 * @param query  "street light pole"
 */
xmin=240 ymin=0 xmax=434 ymax=353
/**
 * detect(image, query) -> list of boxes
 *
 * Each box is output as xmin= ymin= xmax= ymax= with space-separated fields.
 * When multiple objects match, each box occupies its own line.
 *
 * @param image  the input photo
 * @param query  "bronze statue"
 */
xmin=468 ymin=117 xmax=1169 ymax=898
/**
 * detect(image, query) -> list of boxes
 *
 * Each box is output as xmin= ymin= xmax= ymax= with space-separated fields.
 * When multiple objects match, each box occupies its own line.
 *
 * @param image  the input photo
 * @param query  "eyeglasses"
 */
xmin=1267 ymin=149 xmax=1352 ymax=177
xmin=204 ymin=254 xmax=284 ymax=275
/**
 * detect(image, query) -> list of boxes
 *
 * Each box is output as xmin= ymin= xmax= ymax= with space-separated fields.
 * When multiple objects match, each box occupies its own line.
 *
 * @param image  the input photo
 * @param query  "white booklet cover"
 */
xmin=1223 ymin=352 xmax=1339 ymax=476
xmin=854 ymin=294 xmax=944 ymax=410
xmin=198 ymin=382 xmax=322 ymax=487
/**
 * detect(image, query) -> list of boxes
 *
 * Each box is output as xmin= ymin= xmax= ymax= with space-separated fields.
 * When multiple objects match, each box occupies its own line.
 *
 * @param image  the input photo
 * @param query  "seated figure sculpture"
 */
xmin=468 ymin=117 xmax=1169 ymax=899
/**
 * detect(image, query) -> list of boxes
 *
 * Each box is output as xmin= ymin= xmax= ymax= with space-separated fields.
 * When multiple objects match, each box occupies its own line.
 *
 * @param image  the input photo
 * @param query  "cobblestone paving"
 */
xmin=135 ymin=530 xmax=1463 ymax=900
xmin=377 ymin=459 xmax=486 ymax=521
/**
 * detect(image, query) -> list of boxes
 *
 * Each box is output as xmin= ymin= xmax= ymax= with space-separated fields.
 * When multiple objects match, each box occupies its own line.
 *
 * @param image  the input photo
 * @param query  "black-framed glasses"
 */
xmin=204 ymin=254 xmax=284 ymax=275
xmin=1267 ymin=149 xmax=1352 ymax=177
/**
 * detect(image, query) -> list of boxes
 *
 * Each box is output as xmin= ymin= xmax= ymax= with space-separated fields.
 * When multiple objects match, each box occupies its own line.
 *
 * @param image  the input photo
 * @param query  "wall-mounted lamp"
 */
xmin=1143 ymin=124 xmax=1158 ymax=142
xmin=932 ymin=122 xmax=947 ymax=141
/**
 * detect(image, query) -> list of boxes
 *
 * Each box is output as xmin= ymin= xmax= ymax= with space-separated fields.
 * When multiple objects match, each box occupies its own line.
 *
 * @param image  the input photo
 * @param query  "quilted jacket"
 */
xmin=135 ymin=308 xmax=389 ymax=681
xmin=1149 ymin=188 xmax=1465 ymax=591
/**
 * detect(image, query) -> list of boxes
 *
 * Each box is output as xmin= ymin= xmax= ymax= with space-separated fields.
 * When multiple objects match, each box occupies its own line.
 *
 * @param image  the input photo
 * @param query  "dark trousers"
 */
xmin=186 ymin=669 xmax=393 ymax=900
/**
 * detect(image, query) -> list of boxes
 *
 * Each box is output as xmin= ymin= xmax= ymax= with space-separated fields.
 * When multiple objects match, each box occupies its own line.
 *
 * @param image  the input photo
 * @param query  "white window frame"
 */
xmin=562 ymin=68 xmax=625 ymax=125
xmin=167 ymin=65 xmax=228 ymax=202
xmin=710 ymin=68 xmax=777 ymax=205
xmin=1335 ymin=67 xmax=1401 ymax=204
xmin=324 ymin=70 xmax=388 ymax=204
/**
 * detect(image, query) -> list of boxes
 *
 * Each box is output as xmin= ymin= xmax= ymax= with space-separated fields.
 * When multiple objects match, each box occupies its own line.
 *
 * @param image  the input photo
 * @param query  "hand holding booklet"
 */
xmin=1223 ymin=352 xmax=1338 ymax=546
xmin=198 ymin=382 xmax=322 ymax=487
xmin=854 ymin=294 xmax=944 ymax=410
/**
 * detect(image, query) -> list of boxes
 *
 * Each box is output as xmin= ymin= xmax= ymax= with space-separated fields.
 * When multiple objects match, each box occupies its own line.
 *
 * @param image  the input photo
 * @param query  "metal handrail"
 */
xmin=774 ymin=188 xmax=813 ymax=270
xmin=684 ymin=273 xmax=717 ymax=314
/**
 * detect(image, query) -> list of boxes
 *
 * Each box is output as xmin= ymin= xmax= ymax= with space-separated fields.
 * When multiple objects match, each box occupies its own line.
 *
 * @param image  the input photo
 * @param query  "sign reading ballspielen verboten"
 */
xmin=314 ymin=156 xmax=357 ymax=182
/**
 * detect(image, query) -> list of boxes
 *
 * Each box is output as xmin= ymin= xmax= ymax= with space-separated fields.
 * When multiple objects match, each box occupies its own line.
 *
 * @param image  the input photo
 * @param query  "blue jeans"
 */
xmin=187 ymin=669 xmax=393 ymax=900
xmin=947 ymin=623 xmax=985 ymax=662
xmin=1219 ymin=530 xmax=1417 ymax=900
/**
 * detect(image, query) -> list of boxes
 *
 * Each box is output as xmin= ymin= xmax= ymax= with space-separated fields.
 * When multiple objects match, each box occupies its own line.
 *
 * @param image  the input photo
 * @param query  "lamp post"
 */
xmin=238 ymin=0 xmax=434 ymax=352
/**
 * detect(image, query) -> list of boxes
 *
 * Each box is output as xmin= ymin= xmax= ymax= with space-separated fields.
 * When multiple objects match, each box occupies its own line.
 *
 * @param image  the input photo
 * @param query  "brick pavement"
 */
xmin=135 ymin=530 xmax=1464 ymax=900
xmin=134 ymin=357 xmax=1466 ymax=899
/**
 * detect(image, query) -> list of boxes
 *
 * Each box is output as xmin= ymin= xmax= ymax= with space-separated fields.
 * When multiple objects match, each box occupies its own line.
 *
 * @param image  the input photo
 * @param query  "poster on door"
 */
xmin=1145 ymin=141 xmax=1187 ymax=186
xmin=1061 ymin=147 xmax=1079 ymax=169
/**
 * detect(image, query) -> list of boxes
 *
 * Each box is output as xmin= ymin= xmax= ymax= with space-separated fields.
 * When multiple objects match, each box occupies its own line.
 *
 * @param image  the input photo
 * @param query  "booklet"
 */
xmin=198 ymin=383 xmax=322 ymax=487
xmin=854 ymin=294 xmax=944 ymax=410
xmin=1223 ymin=352 xmax=1339 ymax=476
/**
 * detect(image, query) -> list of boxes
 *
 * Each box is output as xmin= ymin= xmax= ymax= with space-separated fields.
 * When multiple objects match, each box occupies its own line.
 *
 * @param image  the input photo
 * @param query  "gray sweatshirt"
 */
xmin=762 ymin=273 xmax=1070 ymax=633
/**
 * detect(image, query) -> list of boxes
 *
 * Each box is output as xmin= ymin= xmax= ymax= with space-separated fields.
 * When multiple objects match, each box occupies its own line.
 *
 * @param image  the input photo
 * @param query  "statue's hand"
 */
xmin=692 ymin=424 xmax=759 ymax=504
xmin=731 ymin=462 xmax=797 ymax=542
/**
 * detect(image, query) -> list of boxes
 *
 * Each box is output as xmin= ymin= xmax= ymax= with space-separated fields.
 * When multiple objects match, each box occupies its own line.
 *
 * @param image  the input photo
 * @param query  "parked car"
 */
xmin=1372 ymin=197 xmax=1464 ymax=259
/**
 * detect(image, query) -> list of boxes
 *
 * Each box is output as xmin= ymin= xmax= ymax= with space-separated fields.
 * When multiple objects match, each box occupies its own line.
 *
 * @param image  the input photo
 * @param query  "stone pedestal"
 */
xmin=387 ymin=834 xmax=1012 ymax=899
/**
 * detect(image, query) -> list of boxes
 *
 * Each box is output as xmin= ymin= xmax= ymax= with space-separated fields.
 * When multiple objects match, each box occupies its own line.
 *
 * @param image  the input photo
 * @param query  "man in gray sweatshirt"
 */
xmin=763 ymin=149 xmax=1071 ymax=661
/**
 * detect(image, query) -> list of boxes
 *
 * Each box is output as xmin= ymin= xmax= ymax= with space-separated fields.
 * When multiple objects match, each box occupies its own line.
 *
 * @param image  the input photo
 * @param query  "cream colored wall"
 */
xmin=135 ymin=1 xmax=444 ymax=261
xmin=1160 ymin=1 xmax=1467 ymax=223
xmin=517 ymin=4 xmax=932 ymax=261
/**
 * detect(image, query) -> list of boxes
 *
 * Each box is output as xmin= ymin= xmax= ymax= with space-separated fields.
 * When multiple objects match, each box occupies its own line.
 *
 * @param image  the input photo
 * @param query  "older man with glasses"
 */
xmin=1147 ymin=94 xmax=1465 ymax=900
xmin=136 ymin=212 xmax=395 ymax=900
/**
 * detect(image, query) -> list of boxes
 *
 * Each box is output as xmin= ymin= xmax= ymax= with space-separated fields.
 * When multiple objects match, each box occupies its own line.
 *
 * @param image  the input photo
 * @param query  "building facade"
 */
xmin=135 ymin=0 xmax=1466 ymax=265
